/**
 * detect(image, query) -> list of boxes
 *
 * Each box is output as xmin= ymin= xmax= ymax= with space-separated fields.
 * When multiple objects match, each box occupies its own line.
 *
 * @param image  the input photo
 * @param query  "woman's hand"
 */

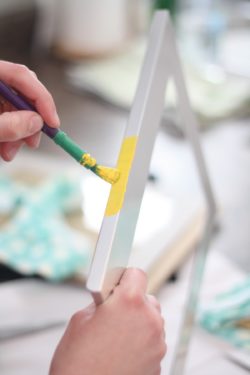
xmin=0 ymin=60 xmax=60 ymax=161
xmin=50 ymin=269 xmax=167 ymax=375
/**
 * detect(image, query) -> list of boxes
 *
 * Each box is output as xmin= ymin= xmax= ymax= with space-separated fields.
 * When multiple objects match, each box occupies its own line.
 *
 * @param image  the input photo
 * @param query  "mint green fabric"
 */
xmin=199 ymin=277 xmax=250 ymax=351
xmin=0 ymin=175 xmax=90 ymax=280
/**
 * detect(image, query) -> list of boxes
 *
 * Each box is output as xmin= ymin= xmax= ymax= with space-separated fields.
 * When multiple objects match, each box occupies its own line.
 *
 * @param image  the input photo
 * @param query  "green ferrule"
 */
xmin=53 ymin=131 xmax=85 ymax=162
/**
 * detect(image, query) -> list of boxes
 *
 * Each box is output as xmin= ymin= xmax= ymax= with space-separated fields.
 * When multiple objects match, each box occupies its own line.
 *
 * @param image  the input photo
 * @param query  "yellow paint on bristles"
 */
xmin=95 ymin=165 xmax=120 ymax=184
xmin=80 ymin=153 xmax=120 ymax=184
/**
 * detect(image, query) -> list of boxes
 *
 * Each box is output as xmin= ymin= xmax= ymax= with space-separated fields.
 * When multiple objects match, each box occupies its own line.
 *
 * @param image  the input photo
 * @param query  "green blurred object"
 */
xmin=0 ymin=174 xmax=90 ymax=281
xmin=154 ymin=0 xmax=176 ymax=17
xmin=199 ymin=277 xmax=250 ymax=351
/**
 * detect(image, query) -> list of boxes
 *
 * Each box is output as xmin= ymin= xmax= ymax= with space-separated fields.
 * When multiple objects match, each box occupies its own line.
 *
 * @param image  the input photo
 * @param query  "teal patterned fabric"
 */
xmin=0 ymin=175 xmax=90 ymax=280
xmin=199 ymin=277 xmax=250 ymax=351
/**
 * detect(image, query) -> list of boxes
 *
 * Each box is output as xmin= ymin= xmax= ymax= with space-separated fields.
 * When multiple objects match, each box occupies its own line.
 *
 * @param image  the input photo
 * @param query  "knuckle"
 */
xmin=121 ymin=288 xmax=145 ymax=308
xmin=147 ymin=313 xmax=165 ymax=338
xmin=13 ymin=64 xmax=30 ymax=76
xmin=159 ymin=341 xmax=167 ymax=359
xmin=153 ymin=318 xmax=163 ymax=336
xmin=30 ymin=70 xmax=38 ymax=79
xmin=153 ymin=342 xmax=167 ymax=365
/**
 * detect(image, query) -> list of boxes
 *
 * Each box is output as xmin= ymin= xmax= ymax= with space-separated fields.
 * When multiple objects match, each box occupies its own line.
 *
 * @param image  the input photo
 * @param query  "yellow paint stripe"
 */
xmin=105 ymin=136 xmax=137 ymax=216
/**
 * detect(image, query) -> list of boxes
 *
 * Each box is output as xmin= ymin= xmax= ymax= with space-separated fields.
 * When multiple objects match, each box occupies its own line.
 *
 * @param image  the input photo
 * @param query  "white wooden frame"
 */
xmin=87 ymin=11 xmax=216 ymax=373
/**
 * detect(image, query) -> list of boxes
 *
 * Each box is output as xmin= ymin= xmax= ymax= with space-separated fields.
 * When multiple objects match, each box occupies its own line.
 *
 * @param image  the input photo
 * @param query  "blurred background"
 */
xmin=0 ymin=1 xmax=249 ymax=374
xmin=0 ymin=0 xmax=249 ymax=271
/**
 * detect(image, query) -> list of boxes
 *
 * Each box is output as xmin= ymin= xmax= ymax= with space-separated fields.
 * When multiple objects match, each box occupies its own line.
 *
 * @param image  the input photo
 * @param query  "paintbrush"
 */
xmin=0 ymin=80 xmax=120 ymax=184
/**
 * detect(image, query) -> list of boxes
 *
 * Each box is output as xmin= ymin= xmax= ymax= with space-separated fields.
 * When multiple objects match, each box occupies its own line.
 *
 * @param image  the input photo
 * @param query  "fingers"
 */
xmin=114 ymin=269 xmax=162 ymax=315
xmin=24 ymin=132 xmax=42 ymax=148
xmin=0 ymin=111 xmax=43 ymax=142
xmin=0 ymin=60 xmax=59 ymax=160
xmin=0 ymin=140 xmax=24 ymax=161
xmin=119 ymin=268 xmax=148 ymax=296
xmin=0 ymin=60 xmax=60 ymax=127
xmin=0 ymin=111 xmax=43 ymax=160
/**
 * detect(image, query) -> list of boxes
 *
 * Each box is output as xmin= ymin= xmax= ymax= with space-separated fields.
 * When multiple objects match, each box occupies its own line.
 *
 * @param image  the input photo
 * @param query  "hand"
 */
xmin=0 ymin=60 xmax=60 ymax=161
xmin=50 ymin=269 xmax=166 ymax=375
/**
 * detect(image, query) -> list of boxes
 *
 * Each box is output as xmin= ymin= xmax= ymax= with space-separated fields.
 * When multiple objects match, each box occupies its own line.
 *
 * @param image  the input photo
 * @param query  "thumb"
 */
xmin=118 ymin=268 xmax=147 ymax=295
xmin=0 ymin=111 xmax=43 ymax=141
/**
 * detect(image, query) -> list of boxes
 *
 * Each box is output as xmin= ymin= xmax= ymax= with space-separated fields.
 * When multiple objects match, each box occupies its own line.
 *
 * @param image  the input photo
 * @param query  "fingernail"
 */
xmin=29 ymin=115 xmax=43 ymax=133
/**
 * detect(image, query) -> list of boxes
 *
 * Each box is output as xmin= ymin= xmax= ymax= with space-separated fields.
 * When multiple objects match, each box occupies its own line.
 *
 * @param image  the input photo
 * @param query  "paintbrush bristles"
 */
xmin=94 ymin=165 xmax=120 ymax=184
xmin=80 ymin=154 xmax=120 ymax=184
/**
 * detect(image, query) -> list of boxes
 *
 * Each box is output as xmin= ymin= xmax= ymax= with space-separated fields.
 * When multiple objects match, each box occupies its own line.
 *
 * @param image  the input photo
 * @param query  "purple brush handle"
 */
xmin=0 ymin=80 xmax=58 ymax=139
